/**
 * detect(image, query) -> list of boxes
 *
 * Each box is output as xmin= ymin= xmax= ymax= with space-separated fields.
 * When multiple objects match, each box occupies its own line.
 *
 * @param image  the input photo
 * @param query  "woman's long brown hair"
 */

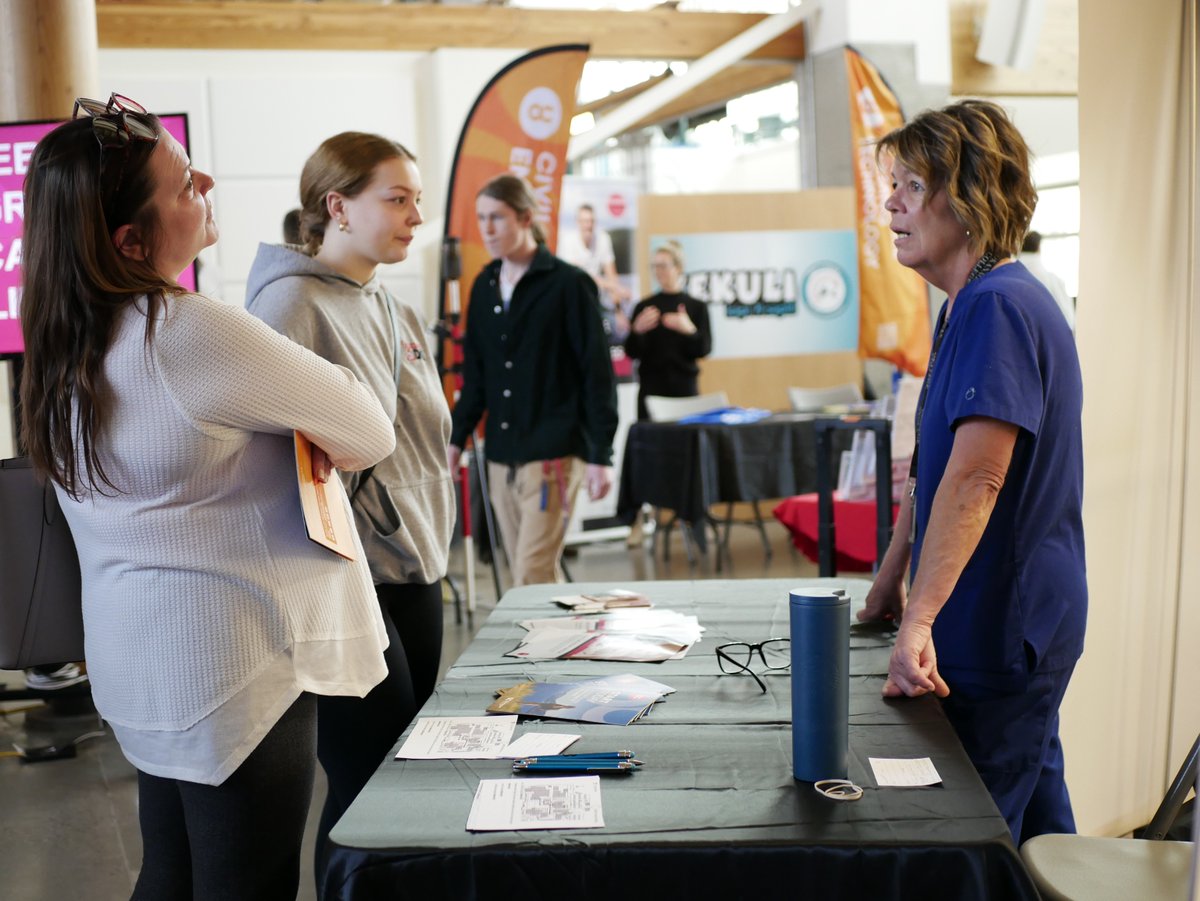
xmin=20 ymin=115 xmax=181 ymax=498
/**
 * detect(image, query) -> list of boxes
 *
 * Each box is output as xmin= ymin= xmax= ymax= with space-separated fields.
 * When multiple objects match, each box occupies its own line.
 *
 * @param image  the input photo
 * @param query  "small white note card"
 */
xmin=466 ymin=776 xmax=605 ymax=832
xmin=395 ymin=716 xmax=517 ymax=759
xmin=501 ymin=733 xmax=581 ymax=759
xmin=868 ymin=756 xmax=943 ymax=786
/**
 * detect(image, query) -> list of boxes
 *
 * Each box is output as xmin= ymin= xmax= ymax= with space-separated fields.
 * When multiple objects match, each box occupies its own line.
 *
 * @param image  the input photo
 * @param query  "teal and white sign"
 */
xmin=659 ymin=229 xmax=859 ymax=360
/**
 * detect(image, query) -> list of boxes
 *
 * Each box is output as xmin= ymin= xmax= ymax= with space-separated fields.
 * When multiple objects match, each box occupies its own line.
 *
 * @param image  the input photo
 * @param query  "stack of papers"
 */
xmin=488 ymin=674 xmax=675 ymax=725
xmin=508 ymin=609 xmax=704 ymax=662
xmin=553 ymin=589 xmax=651 ymax=613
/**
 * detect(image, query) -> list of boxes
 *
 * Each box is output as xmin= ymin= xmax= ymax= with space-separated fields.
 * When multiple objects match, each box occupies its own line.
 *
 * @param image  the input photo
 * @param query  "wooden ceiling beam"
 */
xmin=94 ymin=1 xmax=807 ymax=61
xmin=575 ymin=63 xmax=796 ymax=132
xmin=570 ymin=3 xmax=812 ymax=158
xmin=576 ymin=72 xmax=672 ymax=118
xmin=622 ymin=62 xmax=796 ymax=133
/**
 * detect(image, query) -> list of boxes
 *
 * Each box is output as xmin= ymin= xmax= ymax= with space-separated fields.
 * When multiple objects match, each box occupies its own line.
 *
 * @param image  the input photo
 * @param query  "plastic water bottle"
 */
xmin=790 ymin=587 xmax=850 ymax=782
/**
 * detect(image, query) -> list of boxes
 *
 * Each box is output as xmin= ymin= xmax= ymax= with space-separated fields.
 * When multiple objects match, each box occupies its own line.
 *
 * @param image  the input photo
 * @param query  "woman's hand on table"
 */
xmin=884 ymin=617 xmax=950 ymax=699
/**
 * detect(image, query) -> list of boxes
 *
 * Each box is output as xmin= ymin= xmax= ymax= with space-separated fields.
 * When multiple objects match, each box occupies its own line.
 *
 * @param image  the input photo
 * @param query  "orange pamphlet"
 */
xmin=294 ymin=431 xmax=358 ymax=561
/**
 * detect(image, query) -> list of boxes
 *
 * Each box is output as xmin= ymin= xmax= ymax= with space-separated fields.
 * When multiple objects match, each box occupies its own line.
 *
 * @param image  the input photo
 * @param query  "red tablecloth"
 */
xmin=773 ymin=493 xmax=899 ymax=572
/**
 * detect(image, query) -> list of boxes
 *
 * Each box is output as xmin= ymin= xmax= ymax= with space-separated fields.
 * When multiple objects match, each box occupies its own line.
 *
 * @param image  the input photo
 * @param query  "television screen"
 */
xmin=0 ymin=112 xmax=194 ymax=355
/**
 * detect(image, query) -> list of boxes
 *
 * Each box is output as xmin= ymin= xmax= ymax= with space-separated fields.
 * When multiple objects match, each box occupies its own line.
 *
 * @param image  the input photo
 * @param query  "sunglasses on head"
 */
xmin=72 ymin=93 xmax=159 ymax=207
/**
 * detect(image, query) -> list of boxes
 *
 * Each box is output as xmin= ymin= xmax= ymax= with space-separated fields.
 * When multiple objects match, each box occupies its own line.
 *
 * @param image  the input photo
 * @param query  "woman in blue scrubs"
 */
xmin=860 ymin=100 xmax=1086 ymax=844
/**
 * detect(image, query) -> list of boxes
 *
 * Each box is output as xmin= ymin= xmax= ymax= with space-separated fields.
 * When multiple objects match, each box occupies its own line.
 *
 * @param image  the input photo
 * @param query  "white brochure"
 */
xmin=395 ymin=716 xmax=518 ymax=759
xmin=466 ymin=776 xmax=605 ymax=832
xmin=868 ymin=756 xmax=943 ymax=786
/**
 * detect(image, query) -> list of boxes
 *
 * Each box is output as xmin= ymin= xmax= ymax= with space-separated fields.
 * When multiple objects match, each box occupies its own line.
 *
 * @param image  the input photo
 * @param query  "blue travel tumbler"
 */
xmin=789 ymin=588 xmax=849 ymax=782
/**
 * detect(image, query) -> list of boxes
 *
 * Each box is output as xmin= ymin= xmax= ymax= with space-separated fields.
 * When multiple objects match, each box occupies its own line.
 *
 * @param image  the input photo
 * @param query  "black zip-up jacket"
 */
xmin=450 ymin=245 xmax=618 ymax=466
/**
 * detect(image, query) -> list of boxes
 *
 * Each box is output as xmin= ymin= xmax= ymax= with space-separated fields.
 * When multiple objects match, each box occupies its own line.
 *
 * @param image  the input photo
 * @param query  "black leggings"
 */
xmin=314 ymin=581 xmax=444 ymax=880
xmin=132 ymin=693 xmax=317 ymax=901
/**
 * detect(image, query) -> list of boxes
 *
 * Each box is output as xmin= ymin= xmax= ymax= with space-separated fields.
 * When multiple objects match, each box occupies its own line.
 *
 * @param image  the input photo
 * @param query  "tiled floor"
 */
xmin=0 ymin=521 xmax=824 ymax=901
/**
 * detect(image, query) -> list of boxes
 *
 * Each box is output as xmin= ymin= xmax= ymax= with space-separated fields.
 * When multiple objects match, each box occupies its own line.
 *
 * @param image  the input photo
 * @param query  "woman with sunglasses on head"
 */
xmin=245 ymin=132 xmax=454 ymax=886
xmin=20 ymin=95 xmax=396 ymax=899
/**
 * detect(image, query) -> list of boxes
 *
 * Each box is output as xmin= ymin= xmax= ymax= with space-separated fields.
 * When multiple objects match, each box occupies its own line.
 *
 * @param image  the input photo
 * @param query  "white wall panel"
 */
xmin=207 ymin=73 xmax=418 ymax=178
xmin=211 ymin=178 xmax=304 ymax=304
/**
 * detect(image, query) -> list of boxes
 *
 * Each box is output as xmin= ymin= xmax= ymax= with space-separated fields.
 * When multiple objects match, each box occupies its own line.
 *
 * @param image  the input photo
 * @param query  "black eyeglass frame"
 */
xmin=715 ymin=638 xmax=791 ymax=693
xmin=72 ymin=93 xmax=159 ymax=207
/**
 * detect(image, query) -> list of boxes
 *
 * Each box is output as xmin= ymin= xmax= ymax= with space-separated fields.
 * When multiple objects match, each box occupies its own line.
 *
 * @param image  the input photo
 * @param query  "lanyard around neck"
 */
xmin=906 ymin=252 xmax=1000 ymax=537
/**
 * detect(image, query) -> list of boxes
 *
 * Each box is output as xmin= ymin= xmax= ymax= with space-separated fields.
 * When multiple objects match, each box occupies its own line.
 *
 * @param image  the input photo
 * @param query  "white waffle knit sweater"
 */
xmin=55 ymin=293 xmax=396 ymax=784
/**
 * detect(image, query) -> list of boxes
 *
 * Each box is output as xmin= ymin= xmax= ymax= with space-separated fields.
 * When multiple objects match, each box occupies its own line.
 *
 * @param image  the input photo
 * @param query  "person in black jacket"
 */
xmin=448 ymin=174 xmax=618 ymax=586
xmin=624 ymin=240 xmax=713 ymax=421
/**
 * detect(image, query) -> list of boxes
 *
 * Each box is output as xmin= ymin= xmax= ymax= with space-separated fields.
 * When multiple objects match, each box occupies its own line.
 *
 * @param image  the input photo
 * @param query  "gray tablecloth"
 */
xmin=325 ymin=578 xmax=1038 ymax=901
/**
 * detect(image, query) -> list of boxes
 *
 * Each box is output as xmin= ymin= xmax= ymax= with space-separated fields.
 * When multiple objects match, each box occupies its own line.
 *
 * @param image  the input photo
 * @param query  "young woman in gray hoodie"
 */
xmin=245 ymin=132 xmax=454 ymax=885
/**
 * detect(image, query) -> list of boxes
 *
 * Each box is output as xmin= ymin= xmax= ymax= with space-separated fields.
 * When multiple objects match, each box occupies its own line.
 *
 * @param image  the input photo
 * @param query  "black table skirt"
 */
xmin=332 ymin=842 xmax=1034 ymax=901
xmin=617 ymin=414 xmax=855 ymax=524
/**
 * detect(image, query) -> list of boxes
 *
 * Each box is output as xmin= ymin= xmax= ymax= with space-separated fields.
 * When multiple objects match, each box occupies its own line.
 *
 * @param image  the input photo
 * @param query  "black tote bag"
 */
xmin=0 ymin=457 xmax=85 ymax=669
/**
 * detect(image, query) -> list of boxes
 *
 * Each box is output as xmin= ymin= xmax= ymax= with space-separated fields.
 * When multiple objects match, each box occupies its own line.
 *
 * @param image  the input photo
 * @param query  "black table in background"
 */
xmin=325 ymin=579 xmax=1038 ymax=901
xmin=616 ymin=413 xmax=855 ymax=560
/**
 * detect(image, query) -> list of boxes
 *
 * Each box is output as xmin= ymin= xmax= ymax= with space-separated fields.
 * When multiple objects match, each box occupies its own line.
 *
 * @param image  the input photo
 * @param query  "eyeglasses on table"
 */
xmin=716 ymin=638 xmax=790 ymax=693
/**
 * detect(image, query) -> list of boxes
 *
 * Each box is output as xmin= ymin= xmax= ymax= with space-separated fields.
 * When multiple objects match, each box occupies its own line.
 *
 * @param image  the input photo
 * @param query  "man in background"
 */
xmin=559 ymin=203 xmax=632 ymax=342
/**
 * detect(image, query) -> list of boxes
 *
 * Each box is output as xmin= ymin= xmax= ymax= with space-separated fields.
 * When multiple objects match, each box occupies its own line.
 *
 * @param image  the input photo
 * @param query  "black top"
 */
xmin=450 ymin=245 xmax=618 ymax=466
xmin=623 ymin=291 xmax=712 ymax=420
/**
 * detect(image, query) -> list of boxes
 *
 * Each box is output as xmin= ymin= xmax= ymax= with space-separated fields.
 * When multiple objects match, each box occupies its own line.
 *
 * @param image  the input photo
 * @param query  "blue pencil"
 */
xmin=513 ymin=761 xmax=639 ymax=773
xmin=514 ymin=751 xmax=637 ymax=762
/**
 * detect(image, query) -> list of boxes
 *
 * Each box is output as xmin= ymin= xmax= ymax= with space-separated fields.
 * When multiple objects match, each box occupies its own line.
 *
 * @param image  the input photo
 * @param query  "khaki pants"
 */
xmin=487 ymin=457 xmax=586 ymax=587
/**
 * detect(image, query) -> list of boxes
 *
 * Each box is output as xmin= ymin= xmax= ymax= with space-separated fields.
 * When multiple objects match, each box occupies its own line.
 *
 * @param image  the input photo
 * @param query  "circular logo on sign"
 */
xmin=518 ymin=87 xmax=563 ymax=141
xmin=801 ymin=263 xmax=849 ymax=317
xmin=607 ymin=193 xmax=626 ymax=217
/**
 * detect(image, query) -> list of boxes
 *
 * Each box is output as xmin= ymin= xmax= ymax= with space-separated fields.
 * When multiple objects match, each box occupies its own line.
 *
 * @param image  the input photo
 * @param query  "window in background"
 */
xmin=573 ymin=75 xmax=802 ymax=196
xmin=1030 ymin=151 xmax=1080 ymax=300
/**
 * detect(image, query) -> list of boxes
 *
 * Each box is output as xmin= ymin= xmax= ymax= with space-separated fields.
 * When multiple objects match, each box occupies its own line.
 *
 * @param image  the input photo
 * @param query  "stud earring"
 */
xmin=338 ymin=220 xmax=349 ymax=233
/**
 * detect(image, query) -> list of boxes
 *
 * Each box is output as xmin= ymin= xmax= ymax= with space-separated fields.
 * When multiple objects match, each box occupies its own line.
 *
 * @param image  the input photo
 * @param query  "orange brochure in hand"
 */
xmin=294 ymin=431 xmax=358 ymax=561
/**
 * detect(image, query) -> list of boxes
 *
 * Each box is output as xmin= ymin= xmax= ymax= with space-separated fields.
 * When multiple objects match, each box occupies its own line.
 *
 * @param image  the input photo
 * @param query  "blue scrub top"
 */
xmin=912 ymin=262 xmax=1086 ymax=691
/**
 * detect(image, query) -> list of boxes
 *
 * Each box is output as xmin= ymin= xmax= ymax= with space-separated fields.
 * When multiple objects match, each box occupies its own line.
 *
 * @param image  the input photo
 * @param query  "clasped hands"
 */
xmin=858 ymin=580 xmax=950 ymax=699
xmin=631 ymin=304 xmax=696 ymax=336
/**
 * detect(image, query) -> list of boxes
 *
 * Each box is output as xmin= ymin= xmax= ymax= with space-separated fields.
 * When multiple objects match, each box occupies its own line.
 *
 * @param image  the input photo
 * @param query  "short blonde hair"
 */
xmin=875 ymin=100 xmax=1037 ymax=258
xmin=654 ymin=239 xmax=685 ymax=271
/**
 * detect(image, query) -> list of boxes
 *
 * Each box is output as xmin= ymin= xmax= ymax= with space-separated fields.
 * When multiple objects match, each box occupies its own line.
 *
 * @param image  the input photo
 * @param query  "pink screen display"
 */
xmin=0 ymin=113 xmax=193 ymax=355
